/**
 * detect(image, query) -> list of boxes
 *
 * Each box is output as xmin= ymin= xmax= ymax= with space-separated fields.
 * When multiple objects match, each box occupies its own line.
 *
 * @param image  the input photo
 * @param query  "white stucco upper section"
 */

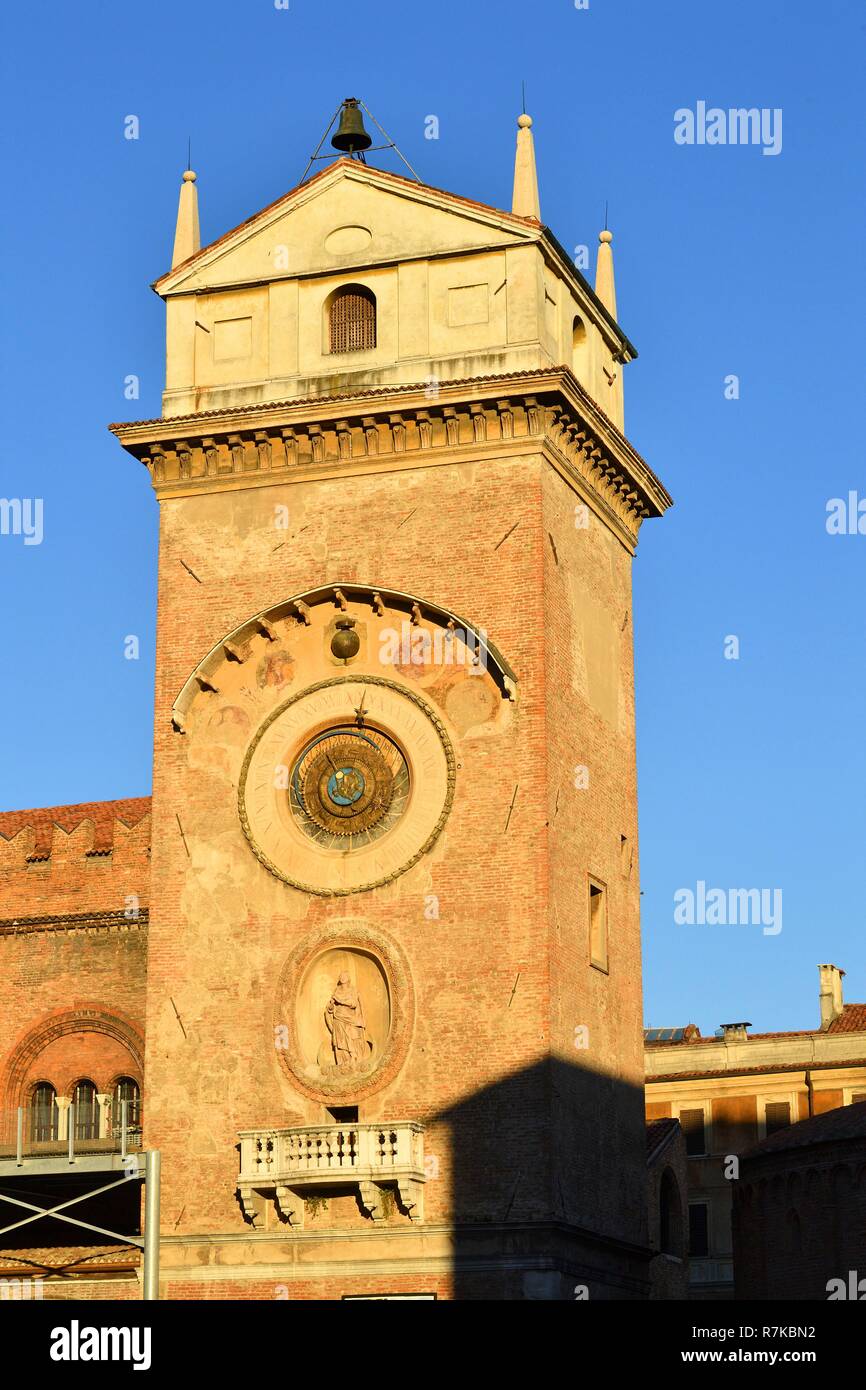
xmin=156 ymin=159 xmax=631 ymax=427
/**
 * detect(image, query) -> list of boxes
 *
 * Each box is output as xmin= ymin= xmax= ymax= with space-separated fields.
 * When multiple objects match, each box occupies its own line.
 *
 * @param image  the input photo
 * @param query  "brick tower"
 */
xmin=112 ymin=103 xmax=671 ymax=1299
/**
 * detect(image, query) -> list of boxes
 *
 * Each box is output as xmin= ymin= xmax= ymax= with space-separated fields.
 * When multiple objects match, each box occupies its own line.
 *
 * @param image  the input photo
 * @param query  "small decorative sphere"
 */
xmin=331 ymin=619 xmax=360 ymax=662
xmin=517 ymin=113 xmax=533 ymax=129
xmin=183 ymin=169 xmax=197 ymax=183
xmin=599 ymin=229 xmax=613 ymax=244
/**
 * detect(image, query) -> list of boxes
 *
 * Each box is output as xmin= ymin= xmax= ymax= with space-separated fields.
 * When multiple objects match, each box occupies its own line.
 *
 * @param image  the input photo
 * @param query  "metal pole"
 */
xmin=16 ymin=1107 xmax=23 ymax=1166
xmin=121 ymin=1099 xmax=128 ymax=1161
xmin=142 ymin=1149 xmax=161 ymax=1301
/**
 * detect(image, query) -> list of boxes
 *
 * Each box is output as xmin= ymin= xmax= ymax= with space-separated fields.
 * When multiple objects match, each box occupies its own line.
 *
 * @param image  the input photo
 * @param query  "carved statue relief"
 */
xmin=295 ymin=947 xmax=390 ymax=1082
xmin=324 ymin=972 xmax=371 ymax=1072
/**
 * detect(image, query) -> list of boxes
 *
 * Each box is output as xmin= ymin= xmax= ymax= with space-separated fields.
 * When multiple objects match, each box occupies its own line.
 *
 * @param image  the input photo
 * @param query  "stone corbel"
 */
xmin=395 ymin=1178 xmax=424 ymax=1221
xmin=523 ymin=398 xmax=542 ymax=435
xmin=238 ymin=1187 xmax=263 ymax=1224
xmin=149 ymin=445 xmax=167 ymax=483
xmin=280 ymin=428 xmax=298 ymax=467
xmin=358 ymin=1181 xmax=384 ymax=1221
xmin=254 ymin=431 xmax=272 ymax=472
xmin=176 ymin=441 xmax=192 ymax=480
xmin=202 ymin=438 xmax=220 ymax=476
xmin=335 ymin=421 xmax=352 ymax=460
xmin=228 ymin=435 xmax=245 ymax=474
xmin=416 ymin=411 xmax=433 ymax=449
xmin=496 ymin=401 xmax=514 ymax=440
xmin=389 ymin=414 xmax=406 ymax=453
xmin=443 ymin=407 xmax=459 ymax=448
xmin=362 ymin=417 xmax=380 ymax=456
xmin=308 ymin=426 xmax=325 ymax=464
xmin=470 ymin=404 xmax=487 ymax=442
xmin=274 ymin=1186 xmax=304 ymax=1227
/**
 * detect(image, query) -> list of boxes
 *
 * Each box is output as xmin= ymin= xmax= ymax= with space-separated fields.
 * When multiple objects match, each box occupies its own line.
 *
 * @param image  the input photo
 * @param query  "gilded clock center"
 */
xmin=290 ymin=726 xmax=409 ymax=847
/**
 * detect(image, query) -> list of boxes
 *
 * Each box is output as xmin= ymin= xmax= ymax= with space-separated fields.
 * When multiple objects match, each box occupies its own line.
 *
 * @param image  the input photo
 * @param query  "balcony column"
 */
xmin=55 ymin=1096 xmax=71 ymax=1141
xmin=96 ymin=1094 xmax=111 ymax=1139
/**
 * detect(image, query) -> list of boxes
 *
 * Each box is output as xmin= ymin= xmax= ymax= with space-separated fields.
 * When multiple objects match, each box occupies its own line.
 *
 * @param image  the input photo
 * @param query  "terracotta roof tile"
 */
xmin=646 ymin=1057 xmax=866 ymax=1083
xmin=0 ymin=1244 xmax=140 ymax=1274
xmin=826 ymin=1004 xmax=866 ymax=1033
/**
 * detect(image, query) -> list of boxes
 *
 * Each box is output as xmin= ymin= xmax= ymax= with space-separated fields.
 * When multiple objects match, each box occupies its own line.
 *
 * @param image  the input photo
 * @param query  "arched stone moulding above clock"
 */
xmin=275 ymin=921 xmax=414 ymax=1104
xmin=170 ymin=582 xmax=517 ymax=733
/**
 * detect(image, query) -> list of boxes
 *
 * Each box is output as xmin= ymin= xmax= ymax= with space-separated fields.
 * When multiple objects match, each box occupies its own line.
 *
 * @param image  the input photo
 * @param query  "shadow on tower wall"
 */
xmin=433 ymin=1055 xmax=654 ymax=1300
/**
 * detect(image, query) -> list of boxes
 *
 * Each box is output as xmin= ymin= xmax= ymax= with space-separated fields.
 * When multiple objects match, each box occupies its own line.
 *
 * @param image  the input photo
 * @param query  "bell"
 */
xmin=331 ymin=98 xmax=372 ymax=154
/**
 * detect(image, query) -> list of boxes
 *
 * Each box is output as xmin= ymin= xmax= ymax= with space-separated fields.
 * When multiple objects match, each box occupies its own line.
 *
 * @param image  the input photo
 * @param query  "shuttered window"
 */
xmin=680 ymin=1108 xmax=707 ymax=1156
xmin=764 ymin=1101 xmax=791 ymax=1136
xmin=329 ymin=286 xmax=376 ymax=354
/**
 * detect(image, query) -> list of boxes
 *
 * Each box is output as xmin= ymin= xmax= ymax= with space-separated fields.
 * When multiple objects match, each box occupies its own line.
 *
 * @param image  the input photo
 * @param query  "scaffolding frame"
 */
xmin=0 ymin=1104 xmax=160 ymax=1299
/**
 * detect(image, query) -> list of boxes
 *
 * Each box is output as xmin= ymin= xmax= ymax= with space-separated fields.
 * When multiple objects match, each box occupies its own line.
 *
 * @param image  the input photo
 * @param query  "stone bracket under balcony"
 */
xmin=237 ymin=1121 xmax=425 ymax=1229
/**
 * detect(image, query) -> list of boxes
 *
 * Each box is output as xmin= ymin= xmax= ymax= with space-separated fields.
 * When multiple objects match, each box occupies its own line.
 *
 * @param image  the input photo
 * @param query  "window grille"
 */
xmin=73 ymin=1079 xmax=99 ymax=1140
xmin=329 ymin=286 xmax=376 ymax=354
xmin=114 ymin=1076 xmax=141 ymax=1128
xmin=30 ymin=1083 xmax=58 ymax=1142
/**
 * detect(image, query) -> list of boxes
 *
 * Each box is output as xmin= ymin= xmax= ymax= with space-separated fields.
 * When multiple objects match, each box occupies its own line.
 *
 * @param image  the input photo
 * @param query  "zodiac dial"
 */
xmin=239 ymin=677 xmax=455 ymax=896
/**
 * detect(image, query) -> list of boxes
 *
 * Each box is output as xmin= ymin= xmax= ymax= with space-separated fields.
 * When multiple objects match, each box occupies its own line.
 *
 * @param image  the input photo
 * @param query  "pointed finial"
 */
xmin=512 ymin=110 xmax=540 ymax=220
xmin=172 ymin=165 xmax=201 ymax=269
xmin=595 ymin=226 xmax=617 ymax=318
xmin=187 ymin=137 xmax=191 ymax=172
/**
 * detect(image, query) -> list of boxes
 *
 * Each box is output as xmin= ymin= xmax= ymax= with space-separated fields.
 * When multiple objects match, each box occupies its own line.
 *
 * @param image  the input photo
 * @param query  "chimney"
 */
xmin=720 ymin=1022 xmax=751 ymax=1043
xmin=818 ymin=964 xmax=845 ymax=1030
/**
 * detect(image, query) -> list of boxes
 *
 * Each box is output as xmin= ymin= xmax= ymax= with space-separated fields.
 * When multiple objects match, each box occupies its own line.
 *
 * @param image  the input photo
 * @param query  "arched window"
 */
xmin=572 ymin=315 xmax=589 ymax=384
xmin=30 ymin=1082 xmax=58 ymax=1142
xmin=329 ymin=285 xmax=376 ymax=354
xmin=72 ymin=1079 xmax=99 ymax=1141
xmin=113 ymin=1076 xmax=141 ymax=1130
xmin=659 ymin=1168 xmax=683 ymax=1256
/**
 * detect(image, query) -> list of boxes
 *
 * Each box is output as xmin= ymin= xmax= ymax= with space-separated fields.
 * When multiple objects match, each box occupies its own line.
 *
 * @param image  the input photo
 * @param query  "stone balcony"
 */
xmin=237 ymin=1121 xmax=425 ymax=1228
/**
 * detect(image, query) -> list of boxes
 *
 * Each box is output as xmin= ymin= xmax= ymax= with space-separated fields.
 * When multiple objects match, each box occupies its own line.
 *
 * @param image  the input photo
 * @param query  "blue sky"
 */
xmin=0 ymin=0 xmax=862 ymax=1033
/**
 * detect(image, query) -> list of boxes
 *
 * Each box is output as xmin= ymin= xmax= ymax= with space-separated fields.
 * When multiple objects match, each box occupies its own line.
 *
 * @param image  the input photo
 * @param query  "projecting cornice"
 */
xmin=110 ymin=368 xmax=672 ymax=548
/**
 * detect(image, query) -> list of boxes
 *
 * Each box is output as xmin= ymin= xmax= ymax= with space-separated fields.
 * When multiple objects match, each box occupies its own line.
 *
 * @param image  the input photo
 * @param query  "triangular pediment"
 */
xmin=156 ymin=159 xmax=540 ymax=296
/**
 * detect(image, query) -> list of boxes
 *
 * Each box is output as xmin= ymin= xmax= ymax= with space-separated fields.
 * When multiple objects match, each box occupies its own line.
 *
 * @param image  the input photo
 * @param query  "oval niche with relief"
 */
xmin=324 ymin=224 xmax=373 ymax=256
xmin=296 ymin=947 xmax=390 ymax=1082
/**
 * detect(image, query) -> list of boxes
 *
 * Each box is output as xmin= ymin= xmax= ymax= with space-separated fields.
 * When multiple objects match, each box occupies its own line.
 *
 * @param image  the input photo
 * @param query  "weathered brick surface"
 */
xmin=0 ymin=803 xmax=149 ymax=1119
xmin=134 ymin=433 xmax=654 ymax=1298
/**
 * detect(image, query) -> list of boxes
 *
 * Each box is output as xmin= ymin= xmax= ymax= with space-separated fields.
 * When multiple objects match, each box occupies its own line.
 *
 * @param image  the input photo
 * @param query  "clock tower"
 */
xmin=112 ymin=104 xmax=671 ymax=1299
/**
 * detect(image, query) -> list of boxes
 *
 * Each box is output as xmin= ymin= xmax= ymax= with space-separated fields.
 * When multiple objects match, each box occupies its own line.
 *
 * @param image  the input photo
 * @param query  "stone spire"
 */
xmin=171 ymin=168 xmax=200 ymax=269
xmin=595 ymin=228 xmax=617 ymax=319
xmin=511 ymin=113 xmax=540 ymax=220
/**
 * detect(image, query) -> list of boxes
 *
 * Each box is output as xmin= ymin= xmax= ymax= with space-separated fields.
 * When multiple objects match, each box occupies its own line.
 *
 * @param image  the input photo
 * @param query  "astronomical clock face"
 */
xmin=239 ymin=676 xmax=455 ymax=896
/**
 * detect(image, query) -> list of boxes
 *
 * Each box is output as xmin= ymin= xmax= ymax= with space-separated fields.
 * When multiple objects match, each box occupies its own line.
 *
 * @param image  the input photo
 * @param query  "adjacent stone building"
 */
xmin=645 ymin=964 xmax=866 ymax=1298
xmin=733 ymin=1102 xmax=866 ymax=1301
xmin=0 ymin=104 xmax=672 ymax=1299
